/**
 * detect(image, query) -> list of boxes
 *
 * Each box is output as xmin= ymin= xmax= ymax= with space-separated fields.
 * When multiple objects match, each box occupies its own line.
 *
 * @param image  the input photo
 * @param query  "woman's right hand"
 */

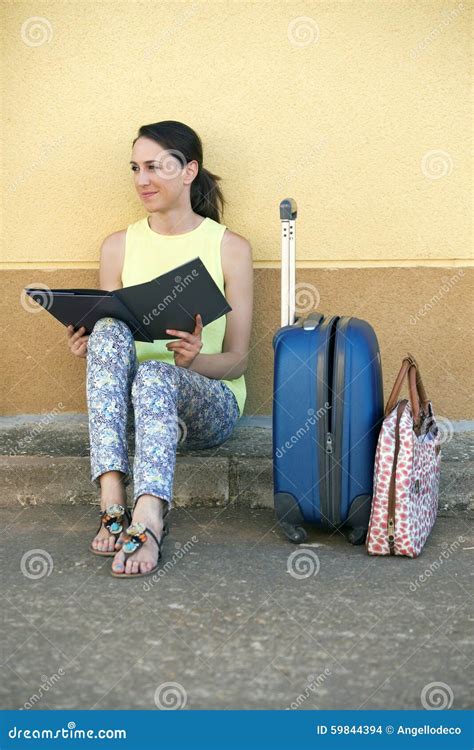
xmin=67 ymin=324 xmax=89 ymax=358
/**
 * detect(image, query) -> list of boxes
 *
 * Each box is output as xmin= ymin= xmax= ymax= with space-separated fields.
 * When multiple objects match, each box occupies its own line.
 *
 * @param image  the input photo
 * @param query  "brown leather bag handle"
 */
xmin=384 ymin=353 xmax=430 ymax=425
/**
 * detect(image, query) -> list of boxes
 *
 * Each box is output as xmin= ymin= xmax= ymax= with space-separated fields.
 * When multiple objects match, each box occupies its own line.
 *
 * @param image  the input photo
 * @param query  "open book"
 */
xmin=24 ymin=257 xmax=232 ymax=342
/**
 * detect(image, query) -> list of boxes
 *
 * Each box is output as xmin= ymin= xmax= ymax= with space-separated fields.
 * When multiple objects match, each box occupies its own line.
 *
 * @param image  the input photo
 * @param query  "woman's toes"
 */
xmin=92 ymin=531 xmax=122 ymax=554
xmin=112 ymin=551 xmax=125 ymax=573
xmin=141 ymin=561 xmax=151 ymax=574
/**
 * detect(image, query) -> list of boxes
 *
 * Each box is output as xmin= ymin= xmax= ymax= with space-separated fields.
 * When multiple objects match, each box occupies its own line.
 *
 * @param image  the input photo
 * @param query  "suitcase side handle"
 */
xmin=280 ymin=198 xmax=297 ymax=327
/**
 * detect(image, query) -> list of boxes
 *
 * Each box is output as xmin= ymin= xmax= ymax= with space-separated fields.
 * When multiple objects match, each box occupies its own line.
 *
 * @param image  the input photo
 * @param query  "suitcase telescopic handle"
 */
xmin=280 ymin=198 xmax=297 ymax=327
xmin=280 ymin=198 xmax=297 ymax=221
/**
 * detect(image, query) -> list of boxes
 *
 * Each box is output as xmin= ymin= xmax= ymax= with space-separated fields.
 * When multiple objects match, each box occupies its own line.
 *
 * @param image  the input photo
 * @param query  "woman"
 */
xmin=67 ymin=120 xmax=253 ymax=579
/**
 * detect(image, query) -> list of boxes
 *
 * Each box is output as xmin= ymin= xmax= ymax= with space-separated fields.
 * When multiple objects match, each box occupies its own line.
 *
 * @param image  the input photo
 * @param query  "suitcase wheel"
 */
xmin=346 ymin=527 xmax=367 ymax=546
xmin=287 ymin=525 xmax=308 ymax=544
xmin=274 ymin=493 xmax=307 ymax=544
xmin=345 ymin=495 xmax=372 ymax=546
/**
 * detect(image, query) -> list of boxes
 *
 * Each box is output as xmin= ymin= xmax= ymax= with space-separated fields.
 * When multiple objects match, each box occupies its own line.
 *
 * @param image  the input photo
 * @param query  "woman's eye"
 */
xmin=130 ymin=164 xmax=161 ymax=172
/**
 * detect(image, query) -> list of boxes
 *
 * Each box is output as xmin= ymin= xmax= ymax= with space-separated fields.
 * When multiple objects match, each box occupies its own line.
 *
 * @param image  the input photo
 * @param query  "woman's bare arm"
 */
xmin=99 ymin=230 xmax=126 ymax=291
xmin=67 ymin=231 xmax=126 ymax=357
xmin=188 ymin=229 xmax=253 ymax=380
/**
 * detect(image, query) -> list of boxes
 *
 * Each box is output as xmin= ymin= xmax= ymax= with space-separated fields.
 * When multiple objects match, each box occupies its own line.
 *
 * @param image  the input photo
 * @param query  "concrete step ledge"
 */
xmin=0 ymin=455 xmax=271 ymax=510
xmin=0 ymin=453 xmax=471 ymax=515
xmin=0 ymin=415 xmax=472 ymax=514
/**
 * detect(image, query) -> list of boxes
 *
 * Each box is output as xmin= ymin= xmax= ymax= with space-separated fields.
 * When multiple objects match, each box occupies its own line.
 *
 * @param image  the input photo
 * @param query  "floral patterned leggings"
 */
xmin=86 ymin=317 xmax=241 ymax=509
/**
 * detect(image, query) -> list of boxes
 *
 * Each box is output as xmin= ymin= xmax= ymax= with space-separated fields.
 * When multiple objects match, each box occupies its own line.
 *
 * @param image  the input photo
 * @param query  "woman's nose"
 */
xmin=137 ymin=170 xmax=151 ymax=186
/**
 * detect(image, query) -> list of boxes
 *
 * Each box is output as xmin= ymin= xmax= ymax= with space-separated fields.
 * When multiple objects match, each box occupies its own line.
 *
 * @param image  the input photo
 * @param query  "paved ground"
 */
xmin=1 ymin=504 xmax=472 ymax=710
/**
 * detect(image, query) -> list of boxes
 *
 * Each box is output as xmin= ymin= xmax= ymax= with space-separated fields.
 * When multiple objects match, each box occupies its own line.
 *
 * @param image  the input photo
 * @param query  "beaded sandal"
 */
xmin=111 ymin=505 xmax=170 ymax=579
xmin=89 ymin=504 xmax=132 ymax=557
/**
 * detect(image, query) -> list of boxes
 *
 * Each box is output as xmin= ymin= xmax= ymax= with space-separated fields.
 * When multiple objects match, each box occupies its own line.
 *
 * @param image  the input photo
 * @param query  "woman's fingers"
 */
xmin=167 ymin=341 xmax=195 ymax=352
xmin=73 ymin=326 xmax=87 ymax=341
xmin=67 ymin=327 xmax=88 ymax=353
xmin=67 ymin=325 xmax=86 ymax=343
xmin=166 ymin=330 xmax=191 ymax=341
xmin=68 ymin=327 xmax=89 ymax=357
xmin=194 ymin=313 xmax=203 ymax=334
xmin=74 ymin=344 xmax=87 ymax=358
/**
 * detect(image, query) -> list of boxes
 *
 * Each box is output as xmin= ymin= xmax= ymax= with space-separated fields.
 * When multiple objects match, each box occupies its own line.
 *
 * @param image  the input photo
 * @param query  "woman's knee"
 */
xmin=89 ymin=317 xmax=133 ymax=347
xmin=131 ymin=360 xmax=177 ymax=396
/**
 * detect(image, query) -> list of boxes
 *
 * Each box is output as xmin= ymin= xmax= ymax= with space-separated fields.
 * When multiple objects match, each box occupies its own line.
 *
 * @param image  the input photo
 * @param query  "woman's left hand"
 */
xmin=165 ymin=313 xmax=203 ymax=368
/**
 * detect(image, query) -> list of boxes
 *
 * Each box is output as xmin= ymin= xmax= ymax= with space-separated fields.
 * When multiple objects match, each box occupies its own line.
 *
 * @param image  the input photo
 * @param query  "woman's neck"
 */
xmin=147 ymin=211 xmax=204 ymax=236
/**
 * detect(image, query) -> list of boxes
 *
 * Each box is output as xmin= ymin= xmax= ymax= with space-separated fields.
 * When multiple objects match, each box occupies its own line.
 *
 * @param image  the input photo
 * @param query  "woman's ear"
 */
xmin=184 ymin=159 xmax=200 ymax=186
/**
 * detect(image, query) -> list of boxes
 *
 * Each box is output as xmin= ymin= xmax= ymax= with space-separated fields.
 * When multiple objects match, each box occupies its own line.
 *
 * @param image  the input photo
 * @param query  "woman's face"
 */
xmin=130 ymin=136 xmax=196 ymax=209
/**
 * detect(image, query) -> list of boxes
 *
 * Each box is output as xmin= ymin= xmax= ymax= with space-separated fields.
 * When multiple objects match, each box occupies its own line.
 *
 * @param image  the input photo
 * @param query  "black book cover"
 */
xmin=24 ymin=256 xmax=232 ymax=342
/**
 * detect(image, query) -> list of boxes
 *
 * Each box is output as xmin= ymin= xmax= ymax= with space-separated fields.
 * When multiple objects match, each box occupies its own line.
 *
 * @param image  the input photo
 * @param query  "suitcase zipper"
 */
xmin=387 ymin=399 xmax=408 ymax=555
xmin=325 ymin=433 xmax=333 ymax=453
xmin=330 ymin=317 xmax=349 ymax=527
xmin=318 ymin=317 xmax=338 ymax=525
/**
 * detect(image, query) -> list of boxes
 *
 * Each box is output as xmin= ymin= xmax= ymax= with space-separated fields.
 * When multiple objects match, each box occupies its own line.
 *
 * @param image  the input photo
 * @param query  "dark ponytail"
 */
xmin=132 ymin=120 xmax=225 ymax=223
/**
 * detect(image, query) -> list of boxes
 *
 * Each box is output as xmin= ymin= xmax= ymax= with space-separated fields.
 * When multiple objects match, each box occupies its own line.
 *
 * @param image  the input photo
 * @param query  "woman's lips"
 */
xmin=142 ymin=192 xmax=158 ymax=198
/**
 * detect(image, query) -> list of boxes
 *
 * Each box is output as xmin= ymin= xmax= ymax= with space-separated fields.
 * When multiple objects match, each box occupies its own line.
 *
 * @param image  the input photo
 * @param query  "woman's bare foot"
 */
xmin=90 ymin=471 xmax=128 ymax=554
xmin=111 ymin=494 xmax=169 ymax=576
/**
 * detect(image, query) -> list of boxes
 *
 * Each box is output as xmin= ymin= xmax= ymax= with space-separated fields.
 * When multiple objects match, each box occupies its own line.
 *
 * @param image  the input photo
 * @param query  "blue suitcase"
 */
xmin=272 ymin=199 xmax=384 ymax=545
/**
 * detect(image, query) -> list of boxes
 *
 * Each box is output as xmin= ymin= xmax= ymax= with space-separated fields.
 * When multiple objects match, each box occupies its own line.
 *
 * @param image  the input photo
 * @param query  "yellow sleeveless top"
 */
xmin=121 ymin=215 xmax=246 ymax=417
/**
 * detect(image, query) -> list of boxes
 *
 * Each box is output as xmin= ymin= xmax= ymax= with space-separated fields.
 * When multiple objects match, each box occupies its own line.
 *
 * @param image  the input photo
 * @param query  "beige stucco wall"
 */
xmin=1 ymin=1 xmax=473 ymax=417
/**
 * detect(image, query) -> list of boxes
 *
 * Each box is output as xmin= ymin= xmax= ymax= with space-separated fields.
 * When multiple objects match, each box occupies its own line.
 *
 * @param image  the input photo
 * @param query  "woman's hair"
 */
xmin=132 ymin=121 xmax=225 ymax=223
